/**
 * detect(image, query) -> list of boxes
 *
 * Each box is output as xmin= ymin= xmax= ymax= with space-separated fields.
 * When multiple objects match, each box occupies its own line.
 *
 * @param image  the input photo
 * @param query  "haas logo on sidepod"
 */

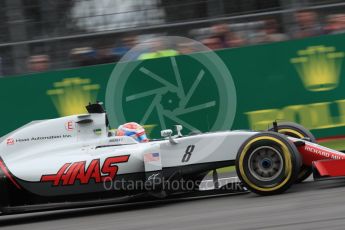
xmin=41 ymin=155 xmax=130 ymax=186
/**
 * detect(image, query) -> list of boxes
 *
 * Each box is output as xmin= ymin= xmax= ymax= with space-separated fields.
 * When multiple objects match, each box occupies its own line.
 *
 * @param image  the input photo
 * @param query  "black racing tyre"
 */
xmin=268 ymin=122 xmax=316 ymax=183
xmin=236 ymin=132 xmax=301 ymax=195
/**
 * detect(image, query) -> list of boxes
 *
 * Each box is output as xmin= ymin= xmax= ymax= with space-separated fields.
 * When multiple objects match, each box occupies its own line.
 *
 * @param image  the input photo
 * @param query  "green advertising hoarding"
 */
xmin=1 ymin=33 xmax=345 ymax=149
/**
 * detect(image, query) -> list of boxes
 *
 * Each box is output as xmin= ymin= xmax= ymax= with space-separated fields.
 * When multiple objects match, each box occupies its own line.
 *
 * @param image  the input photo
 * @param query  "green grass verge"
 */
xmin=320 ymin=139 xmax=345 ymax=151
xmin=208 ymin=166 xmax=235 ymax=175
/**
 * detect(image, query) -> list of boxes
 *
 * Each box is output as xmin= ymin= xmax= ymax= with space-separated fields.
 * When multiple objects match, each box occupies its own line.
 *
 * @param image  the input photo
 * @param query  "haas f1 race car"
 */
xmin=0 ymin=103 xmax=344 ymax=215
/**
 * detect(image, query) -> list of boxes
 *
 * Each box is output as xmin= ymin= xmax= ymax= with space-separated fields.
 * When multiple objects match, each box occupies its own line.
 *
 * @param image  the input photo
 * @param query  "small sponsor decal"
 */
xmin=65 ymin=121 xmax=75 ymax=131
xmin=6 ymin=138 xmax=14 ymax=145
xmin=144 ymin=152 xmax=160 ymax=162
xmin=304 ymin=144 xmax=345 ymax=160
xmin=93 ymin=128 xmax=102 ymax=135
xmin=109 ymin=137 xmax=123 ymax=143
xmin=5 ymin=134 xmax=73 ymax=145
xmin=16 ymin=138 xmax=30 ymax=143
xmin=147 ymin=173 xmax=160 ymax=181
xmin=30 ymin=134 xmax=72 ymax=141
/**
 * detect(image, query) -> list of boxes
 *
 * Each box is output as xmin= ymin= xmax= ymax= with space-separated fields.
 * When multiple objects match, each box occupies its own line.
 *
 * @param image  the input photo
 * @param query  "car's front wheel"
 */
xmin=267 ymin=122 xmax=316 ymax=183
xmin=236 ymin=132 xmax=301 ymax=195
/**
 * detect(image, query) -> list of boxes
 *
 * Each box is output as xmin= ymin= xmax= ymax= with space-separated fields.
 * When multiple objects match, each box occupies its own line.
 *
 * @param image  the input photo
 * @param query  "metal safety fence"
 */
xmin=0 ymin=0 xmax=345 ymax=76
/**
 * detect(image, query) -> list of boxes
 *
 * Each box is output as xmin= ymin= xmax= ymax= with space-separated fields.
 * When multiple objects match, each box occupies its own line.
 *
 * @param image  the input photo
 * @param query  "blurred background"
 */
xmin=1 ymin=0 xmax=345 ymax=77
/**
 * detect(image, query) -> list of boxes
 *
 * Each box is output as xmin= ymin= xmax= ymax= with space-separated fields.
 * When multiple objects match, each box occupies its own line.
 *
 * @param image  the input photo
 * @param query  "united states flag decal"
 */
xmin=144 ymin=152 xmax=160 ymax=162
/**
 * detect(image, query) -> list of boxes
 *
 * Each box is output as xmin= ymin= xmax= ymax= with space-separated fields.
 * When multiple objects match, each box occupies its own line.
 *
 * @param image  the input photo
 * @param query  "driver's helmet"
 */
xmin=116 ymin=122 xmax=149 ymax=143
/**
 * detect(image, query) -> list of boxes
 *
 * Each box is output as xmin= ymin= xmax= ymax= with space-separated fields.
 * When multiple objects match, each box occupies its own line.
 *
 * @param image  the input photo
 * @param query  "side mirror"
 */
xmin=161 ymin=129 xmax=173 ymax=138
xmin=161 ymin=129 xmax=178 ymax=145
xmin=175 ymin=125 xmax=183 ymax=137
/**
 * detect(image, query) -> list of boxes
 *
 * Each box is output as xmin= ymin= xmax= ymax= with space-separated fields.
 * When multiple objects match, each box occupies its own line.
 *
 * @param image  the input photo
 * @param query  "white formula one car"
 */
xmin=0 ymin=103 xmax=331 ymax=215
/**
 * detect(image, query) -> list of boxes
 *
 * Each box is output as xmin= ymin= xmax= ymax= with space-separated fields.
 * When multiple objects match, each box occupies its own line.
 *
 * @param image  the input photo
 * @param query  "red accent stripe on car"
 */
xmin=317 ymin=135 xmax=345 ymax=142
xmin=0 ymin=160 xmax=21 ymax=190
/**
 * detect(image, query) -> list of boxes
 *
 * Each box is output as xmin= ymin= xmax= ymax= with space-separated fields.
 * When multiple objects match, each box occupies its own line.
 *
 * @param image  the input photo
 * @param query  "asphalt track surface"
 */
xmin=1 ymin=178 xmax=345 ymax=230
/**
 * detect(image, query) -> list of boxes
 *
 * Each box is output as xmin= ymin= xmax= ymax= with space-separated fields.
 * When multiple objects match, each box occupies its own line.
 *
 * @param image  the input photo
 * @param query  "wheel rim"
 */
xmin=278 ymin=129 xmax=304 ymax=139
xmin=248 ymin=146 xmax=284 ymax=182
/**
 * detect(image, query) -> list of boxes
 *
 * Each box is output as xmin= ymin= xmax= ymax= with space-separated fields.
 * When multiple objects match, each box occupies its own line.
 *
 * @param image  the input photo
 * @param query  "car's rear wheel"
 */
xmin=268 ymin=122 xmax=316 ymax=183
xmin=236 ymin=132 xmax=301 ymax=195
